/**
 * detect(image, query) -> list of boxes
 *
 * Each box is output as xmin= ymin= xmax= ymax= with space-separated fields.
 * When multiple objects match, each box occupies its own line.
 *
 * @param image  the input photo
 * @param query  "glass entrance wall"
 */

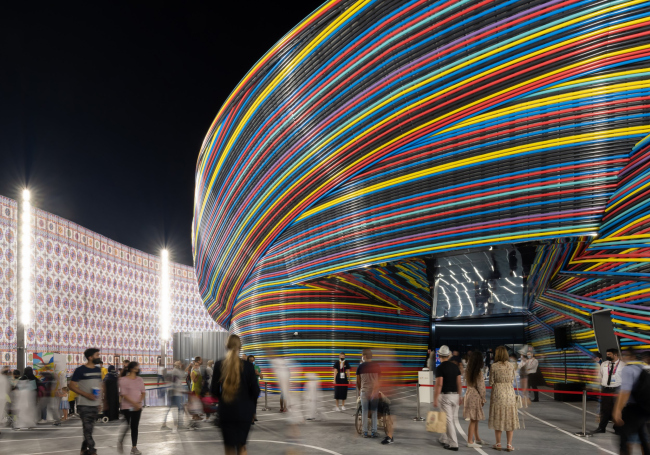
xmin=435 ymin=247 xmax=525 ymax=318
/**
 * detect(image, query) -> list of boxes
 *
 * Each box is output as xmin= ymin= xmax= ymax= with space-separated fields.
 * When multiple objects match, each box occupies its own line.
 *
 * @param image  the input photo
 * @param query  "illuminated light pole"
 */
xmin=17 ymin=188 xmax=32 ymax=371
xmin=160 ymin=249 xmax=170 ymax=367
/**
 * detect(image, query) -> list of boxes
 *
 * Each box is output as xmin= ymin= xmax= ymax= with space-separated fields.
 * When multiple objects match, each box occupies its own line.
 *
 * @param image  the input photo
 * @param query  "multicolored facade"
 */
xmin=528 ymin=133 xmax=650 ymax=385
xmin=193 ymin=0 xmax=650 ymax=381
xmin=0 ymin=196 xmax=222 ymax=373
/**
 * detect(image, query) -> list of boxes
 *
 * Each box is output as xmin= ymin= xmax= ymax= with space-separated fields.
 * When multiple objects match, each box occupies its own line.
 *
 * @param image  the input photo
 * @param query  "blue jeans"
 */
xmin=360 ymin=389 xmax=378 ymax=435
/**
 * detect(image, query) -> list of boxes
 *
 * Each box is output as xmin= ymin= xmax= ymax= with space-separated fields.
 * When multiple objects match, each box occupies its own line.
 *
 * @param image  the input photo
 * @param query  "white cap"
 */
xmin=438 ymin=345 xmax=451 ymax=357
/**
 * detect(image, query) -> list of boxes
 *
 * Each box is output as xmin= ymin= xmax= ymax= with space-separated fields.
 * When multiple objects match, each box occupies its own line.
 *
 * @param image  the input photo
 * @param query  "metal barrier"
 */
xmin=412 ymin=383 xmax=424 ymax=421
xmin=574 ymin=390 xmax=592 ymax=437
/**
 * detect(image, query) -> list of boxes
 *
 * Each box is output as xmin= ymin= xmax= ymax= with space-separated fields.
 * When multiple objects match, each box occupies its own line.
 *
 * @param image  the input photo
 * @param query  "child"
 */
xmin=59 ymin=387 xmax=70 ymax=421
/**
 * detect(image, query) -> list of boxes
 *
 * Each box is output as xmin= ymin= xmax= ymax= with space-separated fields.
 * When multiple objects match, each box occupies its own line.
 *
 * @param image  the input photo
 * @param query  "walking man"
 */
xmin=595 ymin=348 xmax=625 ymax=433
xmin=356 ymin=348 xmax=381 ymax=438
xmin=613 ymin=348 xmax=650 ymax=455
xmin=69 ymin=348 xmax=103 ymax=455
xmin=434 ymin=345 xmax=463 ymax=451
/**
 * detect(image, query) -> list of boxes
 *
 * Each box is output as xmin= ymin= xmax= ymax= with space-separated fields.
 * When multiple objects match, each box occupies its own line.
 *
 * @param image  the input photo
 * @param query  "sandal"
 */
xmin=492 ymin=443 xmax=502 ymax=451
xmin=506 ymin=444 xmax=515 ymax=452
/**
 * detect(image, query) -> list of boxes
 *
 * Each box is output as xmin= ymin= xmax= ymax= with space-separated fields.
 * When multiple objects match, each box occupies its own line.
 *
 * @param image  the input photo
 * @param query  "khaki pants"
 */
xmin=439 ymin=394 xmax=459 ymax=448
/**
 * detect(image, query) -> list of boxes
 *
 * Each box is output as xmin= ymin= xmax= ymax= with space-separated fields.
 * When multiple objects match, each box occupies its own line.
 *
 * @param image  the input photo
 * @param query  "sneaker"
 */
xmin=443 ymin=446 xmax=459 ymax=451
xmin=131 ymin=448 xmax=142 ymax=455
xmin=341 ymin=405 xmax=347 ymax=411
xmin=363 ymin=432 xmax=370 ymax=438
xmin=160 ymin=424 xmax=170 ymax=430
xmin=467 ymin=442 xmax=482 ymax=448
xmin=334 ymin=406 xmax=340 ymax=411
xmin=371 ymin=432 xmax=379 ymax=438
xmin=381 ymin=436 xmax=394 ymax=445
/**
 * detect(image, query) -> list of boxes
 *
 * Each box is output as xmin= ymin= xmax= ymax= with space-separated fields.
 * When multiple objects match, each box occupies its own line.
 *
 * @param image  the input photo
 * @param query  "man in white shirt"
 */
xmin=595 ymin=348 xmax=625 ymax=433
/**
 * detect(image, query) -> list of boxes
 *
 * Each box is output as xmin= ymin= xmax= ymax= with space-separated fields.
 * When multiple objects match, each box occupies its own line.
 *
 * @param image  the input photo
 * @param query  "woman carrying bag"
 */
xmin=463 ymin=351 xmax=487 ymax=448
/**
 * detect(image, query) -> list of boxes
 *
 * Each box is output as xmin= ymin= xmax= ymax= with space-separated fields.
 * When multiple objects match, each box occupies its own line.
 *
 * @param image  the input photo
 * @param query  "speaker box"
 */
xmin=554 ymin=382 xmax=584 ymax=402
xmin=554 ymin=326 xmax=569 ymax=349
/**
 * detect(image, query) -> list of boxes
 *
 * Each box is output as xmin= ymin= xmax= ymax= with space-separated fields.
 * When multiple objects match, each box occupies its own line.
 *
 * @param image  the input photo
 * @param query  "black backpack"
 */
xmin=631 ymin=365 xmax=650 ymax=414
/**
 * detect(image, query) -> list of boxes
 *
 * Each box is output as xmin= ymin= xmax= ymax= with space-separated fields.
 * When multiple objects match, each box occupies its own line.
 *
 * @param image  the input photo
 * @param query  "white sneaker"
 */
xmin=468 ymin=443 xmax=482 ymax=448
xmin=341 ymin=405 xmax=346 ymax=411
xmin=334 ymin=406 xmax=340 ymax=411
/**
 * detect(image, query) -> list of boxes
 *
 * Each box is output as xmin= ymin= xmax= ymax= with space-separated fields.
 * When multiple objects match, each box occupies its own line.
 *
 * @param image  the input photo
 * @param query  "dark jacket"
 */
xmin=211 ymin=359 xmax=260 ymax=423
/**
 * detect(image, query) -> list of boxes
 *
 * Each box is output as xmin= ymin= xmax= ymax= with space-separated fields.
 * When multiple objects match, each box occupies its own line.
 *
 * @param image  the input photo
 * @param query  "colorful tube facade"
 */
xmin=193 ymin=0 xmax=650 ymax=378
xmin=528 ymin=133 xmax=650 ymax=384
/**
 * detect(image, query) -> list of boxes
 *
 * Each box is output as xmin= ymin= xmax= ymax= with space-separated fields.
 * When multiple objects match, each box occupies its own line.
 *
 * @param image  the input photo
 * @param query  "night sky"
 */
xmin=0 ymin=1 xmax=324 ymax=266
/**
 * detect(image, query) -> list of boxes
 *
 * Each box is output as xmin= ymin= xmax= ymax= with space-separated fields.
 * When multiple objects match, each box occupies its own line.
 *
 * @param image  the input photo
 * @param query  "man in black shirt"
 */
xmin=434 ymin=345 xmax=462 ymax=451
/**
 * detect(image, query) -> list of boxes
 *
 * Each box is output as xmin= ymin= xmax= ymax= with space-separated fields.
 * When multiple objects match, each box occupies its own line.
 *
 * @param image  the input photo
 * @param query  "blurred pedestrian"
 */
xmin=333 ymin=352 xmax=351 ymax=411
xmin=68 ymin=387 xmax=77 ymax=417
xmin=191 ymin=357 xmax=203 ymax=398
xmin=11 ymin=369 xmax=20 ymax=389
xmin=206 ymin=360 xmax=214 ymax=390
xmin=434 ymin=345 xmax=462 ymax=451
xmin=157 ymin=361 xmax=165 ymax=384
xmin=270 ymin=354 xmax=292 ymax=413
xmin=39 ymin=370 xmax=60 ymax=424
xmin=613 ymin=348 xmax=650 ymax=455
xmin=0 ymin=366 xmax=10 ymax=435
xmin=357 ymin=348 xmax=381 ymax=438
xmin=522 ymin=350 xmax=540 ymax=402
xmin=247 ymin=355 xmax=262 ymax=423
xmin=69 ymin=348 xmax=104 ymax=455
xmin=104 ymin=365 xmax=120 ymax=421
xmin=488 ymin=346 xmax=519 ymax=452
xmin=212 ymin=334 xmax=260 ymax=455
xmin=118 ymin=361 xmax=146 ymax=455
xmin=15 ymin=367 xmax=38 ymax=429
xmin=305 ymin=373 xmax=321 ymax=421
xmin=595 ymin=352 xmax=603 ymax=366
xmin=596 ymin=348 xmax=624 ymax=433
xmin=162 ymin=361 xmax=185 ymax=432
xmin=464 ymin=351 xmax=486 ymax=448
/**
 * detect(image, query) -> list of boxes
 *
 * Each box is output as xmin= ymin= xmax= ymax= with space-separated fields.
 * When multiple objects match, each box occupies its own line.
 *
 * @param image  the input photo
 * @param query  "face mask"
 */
xmin=340 ymin=358 xmax=345 ymax=361
xmin=92 ymin=358 xmax=102 ymax=364
xmin=526 ymin=354 xmax=532 ymax=359
xmin=607 ymin=356 xmax=613 ymax=362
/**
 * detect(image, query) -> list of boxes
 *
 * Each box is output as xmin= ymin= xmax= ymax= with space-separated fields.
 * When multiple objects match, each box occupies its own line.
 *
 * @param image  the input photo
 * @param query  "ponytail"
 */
xmin=221 ymin=334 xmax=242 ymax=403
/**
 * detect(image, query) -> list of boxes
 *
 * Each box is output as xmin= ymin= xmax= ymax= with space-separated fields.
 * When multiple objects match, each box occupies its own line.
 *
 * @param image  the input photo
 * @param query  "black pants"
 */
xmin=120 ymin=409 xmax=142 ymax=447
xmin=78 ymin=405 xmax=99 ymax=453
xmin=619 ymin=404 xmax=650 ymax=455
xmin=599 ymin=388 xmax=618 ymax=430
xmin=69 ymin=400 xmax=76 ymax=415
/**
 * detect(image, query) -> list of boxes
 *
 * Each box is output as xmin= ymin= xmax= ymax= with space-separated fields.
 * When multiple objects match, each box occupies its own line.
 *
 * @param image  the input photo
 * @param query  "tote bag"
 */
xmin=426 ymin=410 xmax=447 ymax=433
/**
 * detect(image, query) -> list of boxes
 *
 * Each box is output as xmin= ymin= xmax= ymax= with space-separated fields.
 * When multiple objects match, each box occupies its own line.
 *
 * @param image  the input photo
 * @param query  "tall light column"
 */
xmin=17 ymin=188 xmax=32 ymax=371
xmin=160 ymin=249 xmax=170 ymax=366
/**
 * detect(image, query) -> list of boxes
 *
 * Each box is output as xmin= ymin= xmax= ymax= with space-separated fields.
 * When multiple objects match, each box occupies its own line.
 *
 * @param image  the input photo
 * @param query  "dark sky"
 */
xmin=0 ymin=1 xmax=324 ymax=266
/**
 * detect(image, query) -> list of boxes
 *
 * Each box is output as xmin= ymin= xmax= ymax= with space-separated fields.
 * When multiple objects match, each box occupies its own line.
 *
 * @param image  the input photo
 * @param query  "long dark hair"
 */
xmin=121 ymin=361 xmax=139 ymax=377
xmin=465 ymin=351 xmax=484 ymax=387
xmin=21 ymin=366 xmax=37 ymax=381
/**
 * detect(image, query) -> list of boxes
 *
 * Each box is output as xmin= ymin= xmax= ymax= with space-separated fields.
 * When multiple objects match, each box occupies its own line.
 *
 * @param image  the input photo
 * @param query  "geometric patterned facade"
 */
xmin=0 ymin=195 xmax=222 ymax=374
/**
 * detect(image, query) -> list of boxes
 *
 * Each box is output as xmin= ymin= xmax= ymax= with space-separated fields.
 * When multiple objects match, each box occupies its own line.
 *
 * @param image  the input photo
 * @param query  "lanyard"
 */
xmin=609 ymin=360 xmax=619 ymax=376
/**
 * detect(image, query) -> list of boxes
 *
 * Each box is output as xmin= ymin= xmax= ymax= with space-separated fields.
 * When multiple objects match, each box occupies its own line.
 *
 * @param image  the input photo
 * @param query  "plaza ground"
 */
xmin=2 ymin=386 xmax=621 ymax=455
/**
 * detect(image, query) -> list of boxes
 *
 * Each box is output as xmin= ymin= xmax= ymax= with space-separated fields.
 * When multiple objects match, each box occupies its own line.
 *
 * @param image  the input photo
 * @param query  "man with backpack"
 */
xmin=613 ymin=348 xmax=650 ymax=455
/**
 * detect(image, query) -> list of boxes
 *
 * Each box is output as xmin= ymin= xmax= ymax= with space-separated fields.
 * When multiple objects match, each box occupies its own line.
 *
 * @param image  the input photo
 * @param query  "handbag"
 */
xmin=426 ymin=410 xmax=447 ymax=433
xmin=515 ymin=394 xmax=523 ymax=409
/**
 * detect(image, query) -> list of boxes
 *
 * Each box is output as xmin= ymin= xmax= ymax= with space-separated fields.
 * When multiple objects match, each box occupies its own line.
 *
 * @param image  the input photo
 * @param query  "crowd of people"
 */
xmin=2 ymin=341 xmax=650 ymax=455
